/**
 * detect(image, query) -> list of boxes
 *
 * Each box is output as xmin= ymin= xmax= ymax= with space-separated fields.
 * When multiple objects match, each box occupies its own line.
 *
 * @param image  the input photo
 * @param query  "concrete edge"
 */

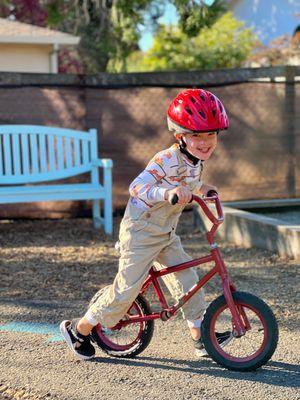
xmin=223 ymin=198 xmax=300 ymax=209
xmin=193 ymin=205 xmax=300 ymax=260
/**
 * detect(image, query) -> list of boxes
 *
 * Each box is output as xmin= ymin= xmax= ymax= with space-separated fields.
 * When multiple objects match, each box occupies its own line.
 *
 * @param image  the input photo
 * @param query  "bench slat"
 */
xmin=0 ymin=183 xmax=105 ymax=203
xmin=65 ymin=137 xmax=73 ymax=168
xmin=48 ymin=135 xmax=56 ymax=172
xmin=12 ymin=134 xmax=21 ymax=175
xmin=82 ymin=140 xmax=89 ymax=165
xmin=0 ymin=165 xmax=95 ymax=184
xmin=0 ymin=135 xmax=3 ymax=175
xmin=21 ymin=134 xmax=30 ymax=175
xmin=39 ymin=134 xmax=48 ymax=173
xmin=56 ymin=136 xmax=64 ymax=170
xmin=74 ymin=139 xmax=80 ymax=166
xmin=3 ymin=133 xmax=12 ymax=175
xmin=0 ymin=125 xmax=92 ymax=140
xmin=30 ymin=134 xmax=39 ymax=174
xmin=0 ymin=182 xmax=103 ymax=194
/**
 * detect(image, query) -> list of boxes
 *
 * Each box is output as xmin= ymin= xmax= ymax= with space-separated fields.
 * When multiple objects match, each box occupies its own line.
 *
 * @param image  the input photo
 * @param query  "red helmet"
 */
xmin=167 ymin=88 xmax=229 ymax=133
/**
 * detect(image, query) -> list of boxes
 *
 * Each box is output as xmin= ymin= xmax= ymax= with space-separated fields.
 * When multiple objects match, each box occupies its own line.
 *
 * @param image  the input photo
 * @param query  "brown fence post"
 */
xmin=285 ymin=66 xmax=296 ymax=197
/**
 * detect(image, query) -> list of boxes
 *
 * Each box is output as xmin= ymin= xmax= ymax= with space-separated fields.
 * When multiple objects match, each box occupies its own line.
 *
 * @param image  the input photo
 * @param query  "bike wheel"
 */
xmin=90 ymin=294 xmax=154 ymax=358
xmin=201 ymin=291 xmax=278 ymax=371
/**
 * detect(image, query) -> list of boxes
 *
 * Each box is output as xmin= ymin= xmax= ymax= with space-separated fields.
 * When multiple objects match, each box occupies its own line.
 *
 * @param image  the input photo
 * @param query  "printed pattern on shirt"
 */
xmin=129 ymin=143 xmax=203 ymax=210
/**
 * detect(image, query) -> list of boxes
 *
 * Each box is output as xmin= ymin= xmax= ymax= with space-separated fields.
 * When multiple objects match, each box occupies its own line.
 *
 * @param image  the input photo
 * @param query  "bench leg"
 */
xmin=104 ymin=196 xmax=113 ymax=235
xmin=92 ymin=200 xmax=101 ymax=229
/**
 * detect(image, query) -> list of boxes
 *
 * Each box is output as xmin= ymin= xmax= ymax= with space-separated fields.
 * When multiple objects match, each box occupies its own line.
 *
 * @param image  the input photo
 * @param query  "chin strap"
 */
xmin=179 ymin=138 xmax=200 ymax=166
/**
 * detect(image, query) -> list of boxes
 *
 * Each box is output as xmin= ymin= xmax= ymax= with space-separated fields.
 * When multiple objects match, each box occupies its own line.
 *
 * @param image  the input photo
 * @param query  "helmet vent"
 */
xmin=198 ymin=110 xmax=206 ymax=119
xmin=210 ymin=95 xmax=215 ymax=102
xmin=218 ymin=100 xmax=223 ymax=113
xmin=185 ymin=107 xmax=193 ymax=115
xmin=190 ymin=96 xmax=196 ymax=103
xmin=212 ymin=109 xmax=216 ymax=117
xmin=200 ymin=94 xmax=206 ymax=101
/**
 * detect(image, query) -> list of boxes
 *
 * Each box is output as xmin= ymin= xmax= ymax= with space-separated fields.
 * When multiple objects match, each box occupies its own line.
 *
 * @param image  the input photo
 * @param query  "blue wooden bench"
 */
xmin=0 ymin=125 xmax=113 ymax=234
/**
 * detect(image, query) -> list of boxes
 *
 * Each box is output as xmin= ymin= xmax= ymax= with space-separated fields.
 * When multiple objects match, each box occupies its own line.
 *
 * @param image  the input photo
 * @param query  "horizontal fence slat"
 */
xmin=0 ymin=66 xmax=299 ymax=87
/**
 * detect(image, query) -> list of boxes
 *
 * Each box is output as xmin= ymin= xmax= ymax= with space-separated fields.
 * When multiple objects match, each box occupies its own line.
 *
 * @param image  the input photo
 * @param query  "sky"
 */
xmin=138 ymin=2 xmax=178 ymax=51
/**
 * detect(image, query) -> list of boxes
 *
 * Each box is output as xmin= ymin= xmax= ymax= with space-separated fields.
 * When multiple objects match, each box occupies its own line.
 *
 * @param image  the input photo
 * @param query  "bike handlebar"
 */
xmin=170 ymin=192 xmax=224 ymax=225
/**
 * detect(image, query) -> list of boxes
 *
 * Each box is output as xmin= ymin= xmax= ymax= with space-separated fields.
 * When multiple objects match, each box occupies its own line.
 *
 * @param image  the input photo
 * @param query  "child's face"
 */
xmin=183 ymin=132 xmax=218 ymax=161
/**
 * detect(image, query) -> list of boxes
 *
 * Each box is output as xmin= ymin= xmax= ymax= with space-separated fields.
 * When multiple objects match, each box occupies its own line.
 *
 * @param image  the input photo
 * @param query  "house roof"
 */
xmin=225 ymin=0 xmax=241 ymax=8
xmin=0 ymin=18 xmax=80 ymax=45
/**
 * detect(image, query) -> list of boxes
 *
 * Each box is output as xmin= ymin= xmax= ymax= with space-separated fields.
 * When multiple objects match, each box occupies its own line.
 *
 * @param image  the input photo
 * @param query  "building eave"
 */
xmin=0 ymin=36 xmax=80 ymax=45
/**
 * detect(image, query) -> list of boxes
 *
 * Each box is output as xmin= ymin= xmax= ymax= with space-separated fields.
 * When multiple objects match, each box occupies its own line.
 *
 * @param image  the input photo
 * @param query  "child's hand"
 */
xmin=199 ymin=183 xmax=218 ymax=197
xmin=165 ymin=186 xmax=192 ymax=205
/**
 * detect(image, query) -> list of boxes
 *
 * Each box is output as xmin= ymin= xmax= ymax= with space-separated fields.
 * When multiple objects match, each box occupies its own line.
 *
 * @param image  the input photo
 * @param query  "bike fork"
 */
xmin=213 ymin=248 xmax=247 ymax=337
xmin=223 ymin=280 xmax=247 ymax=337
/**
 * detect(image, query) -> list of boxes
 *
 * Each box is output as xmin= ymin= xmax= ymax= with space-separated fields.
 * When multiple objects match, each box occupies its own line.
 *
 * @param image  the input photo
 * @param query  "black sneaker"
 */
xmin=193 ymin=331 xmax=233 ymax=357
xmin=60 ymin=319 xmax=95 ymax=360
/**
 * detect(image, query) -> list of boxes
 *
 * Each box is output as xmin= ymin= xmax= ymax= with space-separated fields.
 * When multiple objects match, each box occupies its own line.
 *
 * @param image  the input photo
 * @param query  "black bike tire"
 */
xmin=90 ymin=294 xmax=154 ymax=358
xmin=201 ymin=291 xmax=279 ymax=371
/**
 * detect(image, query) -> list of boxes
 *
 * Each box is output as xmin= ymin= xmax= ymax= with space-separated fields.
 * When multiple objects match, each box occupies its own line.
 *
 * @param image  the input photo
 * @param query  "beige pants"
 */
xmin=86 ymin=199 xmax=207 ymax=327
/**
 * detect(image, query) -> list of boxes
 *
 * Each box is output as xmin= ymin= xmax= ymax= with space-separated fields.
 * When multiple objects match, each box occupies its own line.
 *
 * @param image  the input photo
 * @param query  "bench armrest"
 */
xmin=93 ymin=158 xmax=113 ymax=168
xmin=91 ymin=158 xmax=113 ymax=194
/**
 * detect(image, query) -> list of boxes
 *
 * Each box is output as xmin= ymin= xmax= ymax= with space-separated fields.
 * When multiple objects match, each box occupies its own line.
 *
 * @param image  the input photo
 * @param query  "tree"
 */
xmin=171 ymin=0 xmax=227 ymax=37
xmin=48 ymin=0 xmax=165 ymax=73
xmin=127 ymin=12 xmax=258 ymax=71
xmin=246 ymin=34 xmax=300 ymax=67
xmin=0 ymin=0 xmax=48 ymax=26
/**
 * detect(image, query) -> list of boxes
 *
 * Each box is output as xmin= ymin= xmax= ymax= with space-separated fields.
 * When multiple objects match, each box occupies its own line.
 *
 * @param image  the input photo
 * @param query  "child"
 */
xmin=60 ymin=88 xmax=231 ymax=360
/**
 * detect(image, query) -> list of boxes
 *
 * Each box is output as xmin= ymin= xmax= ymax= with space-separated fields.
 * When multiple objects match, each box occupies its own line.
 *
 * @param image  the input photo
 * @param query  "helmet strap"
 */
xmin=179 ymin=138 xmax=200 ymax=166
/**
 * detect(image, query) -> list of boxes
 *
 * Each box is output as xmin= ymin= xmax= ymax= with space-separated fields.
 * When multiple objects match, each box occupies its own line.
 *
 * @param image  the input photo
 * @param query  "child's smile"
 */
xmin=184 ymin=132 xmax=217 ymax=161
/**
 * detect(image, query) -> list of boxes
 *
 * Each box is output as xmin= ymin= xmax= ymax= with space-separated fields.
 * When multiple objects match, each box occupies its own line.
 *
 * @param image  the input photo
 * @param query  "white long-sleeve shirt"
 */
xmin=129 ymin=143 xmax=204 ymax=210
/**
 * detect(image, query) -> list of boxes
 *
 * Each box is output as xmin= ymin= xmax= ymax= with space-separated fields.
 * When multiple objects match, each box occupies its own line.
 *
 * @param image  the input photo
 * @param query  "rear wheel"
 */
xmin=201 ymin=291 xmax=278 ymax=371
xmin=90 ymin=294 xmax=154 ymax=358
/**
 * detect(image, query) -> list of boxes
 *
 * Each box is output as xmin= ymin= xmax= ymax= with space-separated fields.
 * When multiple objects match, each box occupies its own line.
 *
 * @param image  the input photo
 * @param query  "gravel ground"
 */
xmin=0 ymin=211 xmax=299 ymax=400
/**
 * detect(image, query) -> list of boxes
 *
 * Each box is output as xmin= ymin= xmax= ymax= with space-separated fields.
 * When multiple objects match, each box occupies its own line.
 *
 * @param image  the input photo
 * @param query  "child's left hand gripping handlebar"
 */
xmin=170 ymin=190 xmax=216 ymax=205
xmin=170 ymin=191 xmax=224 ymax=225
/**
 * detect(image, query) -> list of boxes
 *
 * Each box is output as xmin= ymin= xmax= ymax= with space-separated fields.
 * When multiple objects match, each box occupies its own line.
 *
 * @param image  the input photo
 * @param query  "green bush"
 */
xmin=127 ymin=12 xmax=258 ymax=71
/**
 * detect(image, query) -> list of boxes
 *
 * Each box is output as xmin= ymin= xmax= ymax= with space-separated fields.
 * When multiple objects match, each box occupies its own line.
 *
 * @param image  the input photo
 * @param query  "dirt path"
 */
xmin=0 ymin=212 xmax=299 ymax=399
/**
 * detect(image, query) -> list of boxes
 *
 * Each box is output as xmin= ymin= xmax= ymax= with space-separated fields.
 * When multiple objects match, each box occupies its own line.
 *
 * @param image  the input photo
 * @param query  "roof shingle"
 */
xmin=0 ymin=18 xmax=79 ymax=45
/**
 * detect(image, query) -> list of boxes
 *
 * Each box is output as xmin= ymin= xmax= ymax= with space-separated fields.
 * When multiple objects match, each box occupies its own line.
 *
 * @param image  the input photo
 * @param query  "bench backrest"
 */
xmin=0 ymin=125 xmax=98 ymax=185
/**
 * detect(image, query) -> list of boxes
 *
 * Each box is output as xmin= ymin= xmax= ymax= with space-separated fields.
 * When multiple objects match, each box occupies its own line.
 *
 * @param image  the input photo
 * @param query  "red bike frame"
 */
xmin=114 ymin=194 xmax=248 ymax=337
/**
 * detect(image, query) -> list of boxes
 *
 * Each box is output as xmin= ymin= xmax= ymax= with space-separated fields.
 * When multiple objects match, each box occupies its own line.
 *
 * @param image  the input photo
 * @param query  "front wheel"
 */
xmin=201 ymin=291 xmax=278 ymax=371
xmin=90 ymin=294 xmax=154 ymax=358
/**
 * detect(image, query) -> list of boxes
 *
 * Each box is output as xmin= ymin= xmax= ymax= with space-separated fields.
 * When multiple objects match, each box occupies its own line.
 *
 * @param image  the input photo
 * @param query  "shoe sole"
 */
xmin=195 ymin=333 xmax=234 ymax=358
xmin=59 ymin=320 xmax=94 ymax=361
xmin=195 ymin=348 xmax=209 ymax=357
